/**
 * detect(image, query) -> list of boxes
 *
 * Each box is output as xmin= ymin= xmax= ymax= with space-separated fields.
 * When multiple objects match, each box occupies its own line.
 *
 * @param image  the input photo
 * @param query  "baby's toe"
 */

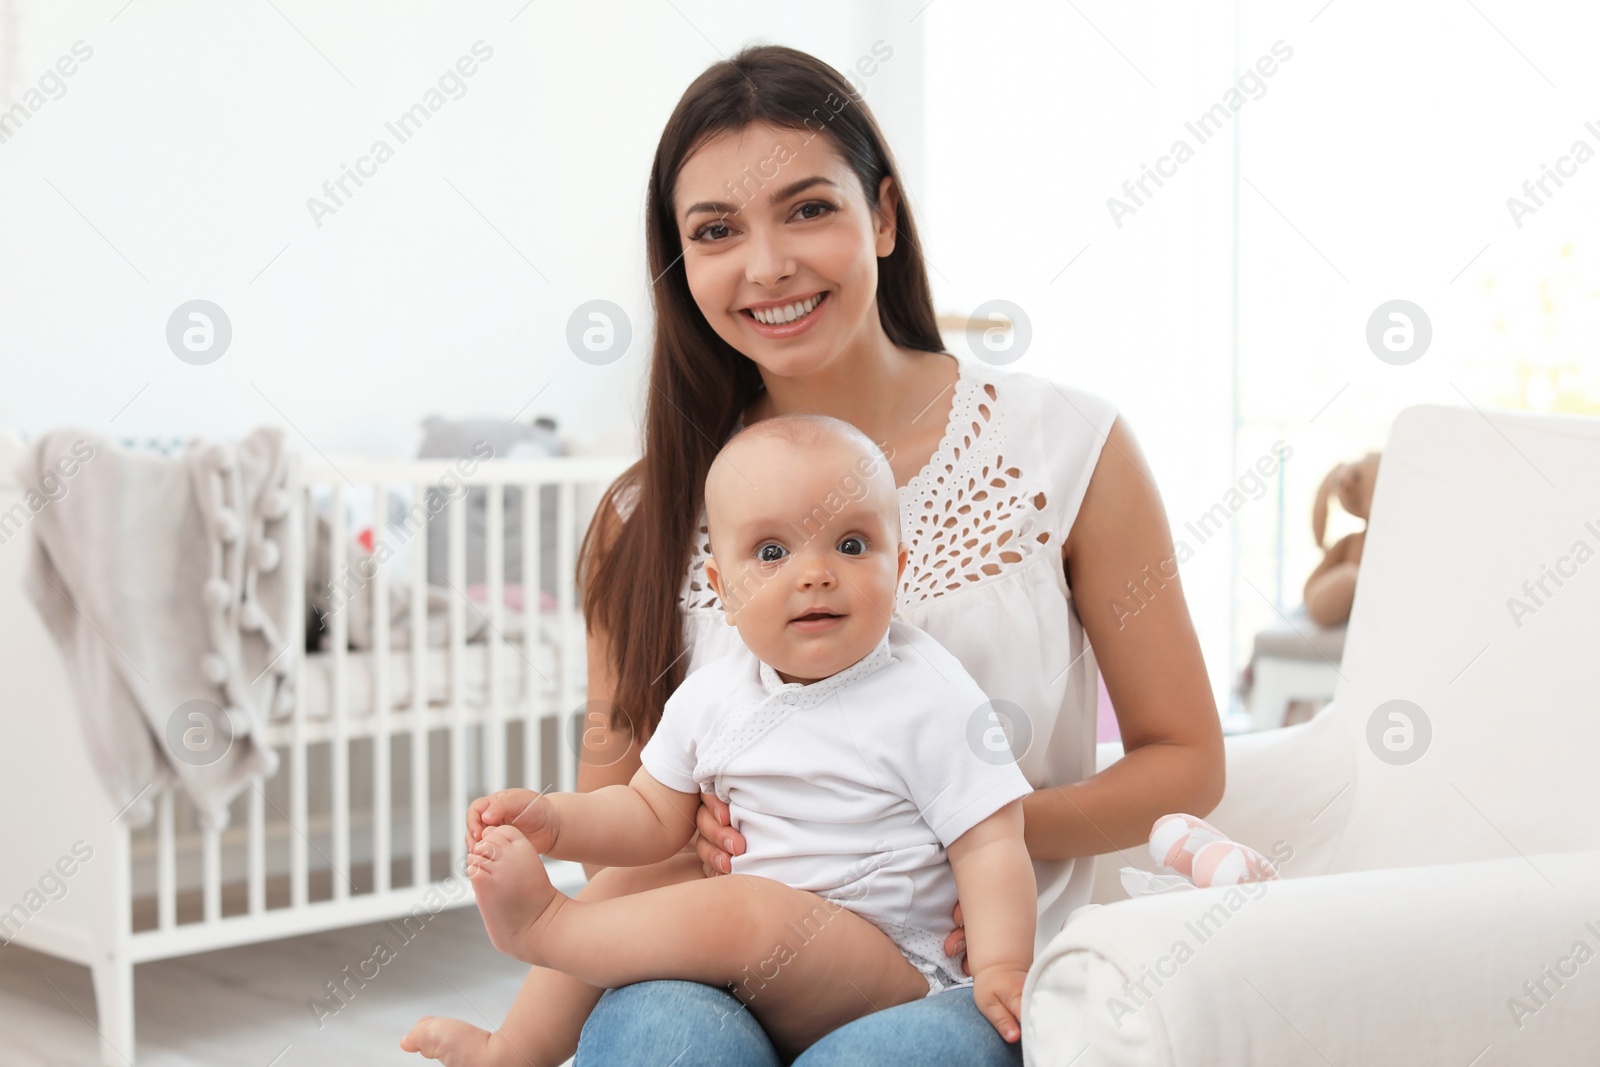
xmin=483 ymin=825 xmax=521 ymax=849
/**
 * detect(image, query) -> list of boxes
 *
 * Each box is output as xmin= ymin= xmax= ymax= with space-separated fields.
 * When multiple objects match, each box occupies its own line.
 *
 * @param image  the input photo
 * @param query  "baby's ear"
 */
xmin=704 ymin=556 xmax=725 ymax=603
xmin=896 ymin=542 xmax=908 ymax=581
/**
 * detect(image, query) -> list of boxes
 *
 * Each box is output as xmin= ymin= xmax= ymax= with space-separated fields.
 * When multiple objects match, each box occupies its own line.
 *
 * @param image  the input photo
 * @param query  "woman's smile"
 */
xmin=742 ymin=290 xmax=831 ymax=338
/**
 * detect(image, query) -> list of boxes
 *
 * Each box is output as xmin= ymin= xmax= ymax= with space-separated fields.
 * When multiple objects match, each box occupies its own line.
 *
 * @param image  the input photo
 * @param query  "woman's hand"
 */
xmin=466 ymin=788 xmax=559 ymax=853
xmin=943 ymin=901 xmax=972 ymax=977
xmin=694 ymin=790 xmax=746 ymax=876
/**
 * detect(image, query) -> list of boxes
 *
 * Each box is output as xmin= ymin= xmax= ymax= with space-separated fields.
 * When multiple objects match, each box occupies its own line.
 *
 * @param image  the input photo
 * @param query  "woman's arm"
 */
xmin=1023 ymin=416 xmax=1226 ymax=861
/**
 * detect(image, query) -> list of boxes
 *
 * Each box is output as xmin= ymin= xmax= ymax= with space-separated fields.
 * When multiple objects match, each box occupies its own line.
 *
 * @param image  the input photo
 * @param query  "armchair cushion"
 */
xmin=1026 ymin=849 xmax=1600 ymax=1066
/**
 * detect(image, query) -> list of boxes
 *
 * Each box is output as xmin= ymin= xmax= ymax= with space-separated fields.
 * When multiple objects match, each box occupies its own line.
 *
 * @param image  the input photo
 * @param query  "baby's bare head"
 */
xmin=704 ymin=414 xmax=899 ymax=557
xmin=703 ymin=413 xmax=903 ymax=683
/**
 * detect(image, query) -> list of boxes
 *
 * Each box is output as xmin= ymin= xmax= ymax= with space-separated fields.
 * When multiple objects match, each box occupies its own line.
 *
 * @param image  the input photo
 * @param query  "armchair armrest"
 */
xmin=1023 ymin=849 xmax=1600 ymax=1066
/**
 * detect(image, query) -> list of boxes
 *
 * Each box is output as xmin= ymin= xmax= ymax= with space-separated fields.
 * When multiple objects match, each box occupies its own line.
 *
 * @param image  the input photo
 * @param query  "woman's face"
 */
xmin=672 ymin=122 xmax=898 ymax=377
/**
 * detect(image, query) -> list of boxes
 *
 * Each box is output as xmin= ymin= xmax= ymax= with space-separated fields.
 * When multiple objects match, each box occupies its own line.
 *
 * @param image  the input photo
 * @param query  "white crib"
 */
xmin=0 ymin=434 xmax=633 ymax=1065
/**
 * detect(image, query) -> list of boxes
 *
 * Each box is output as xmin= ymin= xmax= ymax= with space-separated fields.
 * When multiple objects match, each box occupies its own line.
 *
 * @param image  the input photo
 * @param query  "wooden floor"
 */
xmin=0 ymin=905 xmax=569 ymax=1067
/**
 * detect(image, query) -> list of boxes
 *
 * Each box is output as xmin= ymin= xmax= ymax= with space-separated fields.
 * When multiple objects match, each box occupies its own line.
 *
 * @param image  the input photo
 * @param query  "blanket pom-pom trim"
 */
xmin=253 ymin=538 xmax=280 ymax=573
xmin=205 ymin=442 xmax=237 ymax=471
xmin=261 ymin=488 xmax=290 ymax=520
xmin=201 ymin=652 xmax=230 ymax=685
xmin=202 ymin=577 xmax=232 ymax=609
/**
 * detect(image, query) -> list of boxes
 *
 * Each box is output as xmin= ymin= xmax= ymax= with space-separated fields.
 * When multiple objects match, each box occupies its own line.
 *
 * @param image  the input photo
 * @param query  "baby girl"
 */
xmin=435 ymin=413 xmax=1036 ymax=1061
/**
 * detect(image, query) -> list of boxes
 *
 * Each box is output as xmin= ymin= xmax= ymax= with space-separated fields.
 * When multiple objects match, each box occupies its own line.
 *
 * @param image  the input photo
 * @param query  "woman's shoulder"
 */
xmin=960 ymin=356 xmax=1119 ymax=443
xmin=926 ymin=355 xmax=1119 ymax=540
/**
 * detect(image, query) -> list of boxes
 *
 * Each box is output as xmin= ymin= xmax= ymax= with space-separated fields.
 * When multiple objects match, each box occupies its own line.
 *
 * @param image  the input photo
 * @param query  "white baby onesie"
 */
xmin=639 ymin=619 xmax=1035 ymax=995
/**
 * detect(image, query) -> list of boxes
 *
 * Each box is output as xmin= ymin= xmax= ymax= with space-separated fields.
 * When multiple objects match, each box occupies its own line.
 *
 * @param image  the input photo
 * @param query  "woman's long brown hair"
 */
xmin=576 ymin=43 xmax=946 ymax=743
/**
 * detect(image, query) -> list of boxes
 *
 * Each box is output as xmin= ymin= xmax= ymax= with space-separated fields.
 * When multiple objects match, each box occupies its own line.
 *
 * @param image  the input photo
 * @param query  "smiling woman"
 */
xmin=404 ymin=41 xmax=1221 ymax=1067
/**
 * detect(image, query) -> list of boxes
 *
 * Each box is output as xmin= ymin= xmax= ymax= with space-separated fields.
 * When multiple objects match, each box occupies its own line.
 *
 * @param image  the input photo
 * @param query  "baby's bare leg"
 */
xmin=693 ymin=876 xmax=933 ymax=1059
xmin=402 ymin=851 xmax=705 ymax=1066
xmin=469 ymin=827 xmax=929 ymax=1061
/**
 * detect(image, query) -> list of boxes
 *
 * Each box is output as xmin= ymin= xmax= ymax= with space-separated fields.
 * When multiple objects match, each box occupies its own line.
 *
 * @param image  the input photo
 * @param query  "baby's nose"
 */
xmin=799 ymin=564 xmax=834 ymax=586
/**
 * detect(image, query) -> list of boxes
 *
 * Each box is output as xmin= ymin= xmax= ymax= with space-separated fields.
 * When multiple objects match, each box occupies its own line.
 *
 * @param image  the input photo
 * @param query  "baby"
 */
xmin=441 ymin=414 xmax=1036 ymax=1061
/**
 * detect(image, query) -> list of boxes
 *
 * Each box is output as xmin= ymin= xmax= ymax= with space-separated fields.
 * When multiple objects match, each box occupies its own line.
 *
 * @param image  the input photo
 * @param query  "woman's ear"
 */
xmin=874 ymin=174 xmax=899 ymax=258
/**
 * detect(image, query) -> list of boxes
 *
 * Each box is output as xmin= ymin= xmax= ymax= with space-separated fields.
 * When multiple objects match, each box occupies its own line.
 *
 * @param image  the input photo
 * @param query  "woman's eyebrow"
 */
xmin=681 ymin=176 xmax=839 ymax=221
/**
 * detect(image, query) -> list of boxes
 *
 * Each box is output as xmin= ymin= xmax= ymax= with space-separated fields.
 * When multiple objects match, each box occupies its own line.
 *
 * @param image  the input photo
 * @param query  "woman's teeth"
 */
xmin=749 ymin=292 xmax=825 ymax=325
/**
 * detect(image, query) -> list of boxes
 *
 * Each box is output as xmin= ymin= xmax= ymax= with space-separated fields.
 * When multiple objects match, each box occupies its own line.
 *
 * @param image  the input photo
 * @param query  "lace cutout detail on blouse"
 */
xmin=899 ymin=377 xmax=1053 ymax=604
xmin=682 ymin=515 xmax=721 ymax=611
xmin=679 ymin=363 xmax=1054 ymax=613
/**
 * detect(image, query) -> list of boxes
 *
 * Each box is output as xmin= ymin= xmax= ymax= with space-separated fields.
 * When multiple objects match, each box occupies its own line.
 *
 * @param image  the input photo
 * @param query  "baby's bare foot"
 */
xmin=398 ymin=1015 xmax=524 ymax=1065
xmin=468 ymin=824 xmax=565 ymax=964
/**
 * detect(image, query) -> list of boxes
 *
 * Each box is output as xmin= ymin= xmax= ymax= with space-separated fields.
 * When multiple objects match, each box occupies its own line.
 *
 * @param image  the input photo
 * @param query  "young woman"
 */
xmin=406 ymin=43 xmax=1223 ymax=1066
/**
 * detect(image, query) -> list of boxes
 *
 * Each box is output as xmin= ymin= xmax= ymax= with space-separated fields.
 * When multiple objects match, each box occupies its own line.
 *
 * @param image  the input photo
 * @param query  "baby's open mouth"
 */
xmin=791 ymin=610 xmax=843 ymax=623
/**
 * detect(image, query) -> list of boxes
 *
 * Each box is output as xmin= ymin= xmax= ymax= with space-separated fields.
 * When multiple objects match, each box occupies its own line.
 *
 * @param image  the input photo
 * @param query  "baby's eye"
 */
xmin=838 ymin=536 xmax=866 ymax=557
xmin=756 ymin=543 xmax=787 ymax=563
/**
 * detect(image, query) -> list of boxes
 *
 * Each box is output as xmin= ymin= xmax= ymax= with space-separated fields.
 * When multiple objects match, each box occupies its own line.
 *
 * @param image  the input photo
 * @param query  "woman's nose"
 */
xmin=744 ymin=229 xmax=795 ymax=289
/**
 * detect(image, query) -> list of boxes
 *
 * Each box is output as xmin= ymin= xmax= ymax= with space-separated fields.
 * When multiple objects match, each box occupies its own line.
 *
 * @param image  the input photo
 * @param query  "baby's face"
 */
xmin=703 ymin=436 xmax=906 ymax=685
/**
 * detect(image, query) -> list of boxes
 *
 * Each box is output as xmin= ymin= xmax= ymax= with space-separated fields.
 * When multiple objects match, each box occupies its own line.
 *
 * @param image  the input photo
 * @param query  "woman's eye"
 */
xmin=690 ymin=202 xmax=831 ymax=243
xmin=689 ymin=219 xmax=732 ymax=242
xmin=757 ymin=543 xmax=787 ymax=563
xmin=838 ymin=536 xmax=866 ymax=557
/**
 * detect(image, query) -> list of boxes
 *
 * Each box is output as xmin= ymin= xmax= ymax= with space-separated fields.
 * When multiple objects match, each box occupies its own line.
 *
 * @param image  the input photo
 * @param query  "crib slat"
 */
xmin=372 ymin=483 xmax=392 ymax=895
xmin=557 ymin=480 xmax=577 ymax=794
xmin=486 ymin=482 xmax=505 ymax=794
xmin=248 ymin=779 xmax=265 ymax=915
xmin=203 ymin=825 xmax=221 ymax=923
xmin=411 ymin=484 xmax=430 ymax=889
xmin=449 ymin=491 xmax=467 ymax=874
xmin=291 ymin=485 xmax=311 ymax=908
xmin=522 ymin=482 xmax=539 ymax=792
xmin=331 ymin=483 xmax=350 ymax=901
xmin=157 ymin=790 xmax=175 ymax=931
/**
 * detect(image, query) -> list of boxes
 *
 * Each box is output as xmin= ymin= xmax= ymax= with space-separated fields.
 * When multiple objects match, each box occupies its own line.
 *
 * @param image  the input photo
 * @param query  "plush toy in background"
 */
xmin=1303 ymin=450 xmax=1382 ymax=628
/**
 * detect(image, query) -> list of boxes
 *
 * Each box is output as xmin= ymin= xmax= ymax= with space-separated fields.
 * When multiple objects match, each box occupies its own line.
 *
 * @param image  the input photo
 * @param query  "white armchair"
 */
xmin=1023 ymin=404 xmax=1600 ymax=1065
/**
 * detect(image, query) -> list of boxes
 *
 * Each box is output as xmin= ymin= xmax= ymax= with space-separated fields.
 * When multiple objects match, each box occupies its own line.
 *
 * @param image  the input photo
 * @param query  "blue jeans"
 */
xmin=573 ymin=979 xmax=1024 ymax=1067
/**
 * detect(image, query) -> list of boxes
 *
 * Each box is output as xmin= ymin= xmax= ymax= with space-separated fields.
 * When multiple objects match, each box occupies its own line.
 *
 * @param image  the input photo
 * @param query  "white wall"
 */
xmin=919 ymin=3 xmax=1240 ymax=713
xmin=0 ymin=0 xmax=1249 ymax=711
xmin=0 ymin=0 xmax=920 ymax=458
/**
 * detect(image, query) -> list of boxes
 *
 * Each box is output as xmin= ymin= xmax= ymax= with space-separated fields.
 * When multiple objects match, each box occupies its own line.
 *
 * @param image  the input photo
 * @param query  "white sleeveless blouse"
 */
xmin=626 ymin=353 xmax=1119 ymax=954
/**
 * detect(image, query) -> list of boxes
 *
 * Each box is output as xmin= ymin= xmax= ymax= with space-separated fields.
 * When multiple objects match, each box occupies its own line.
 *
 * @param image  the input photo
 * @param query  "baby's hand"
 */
xmin=466 ymin=788 xmax=559 ymax=853
xmin=972 ymin=965 xmax=1027 ymax=1044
